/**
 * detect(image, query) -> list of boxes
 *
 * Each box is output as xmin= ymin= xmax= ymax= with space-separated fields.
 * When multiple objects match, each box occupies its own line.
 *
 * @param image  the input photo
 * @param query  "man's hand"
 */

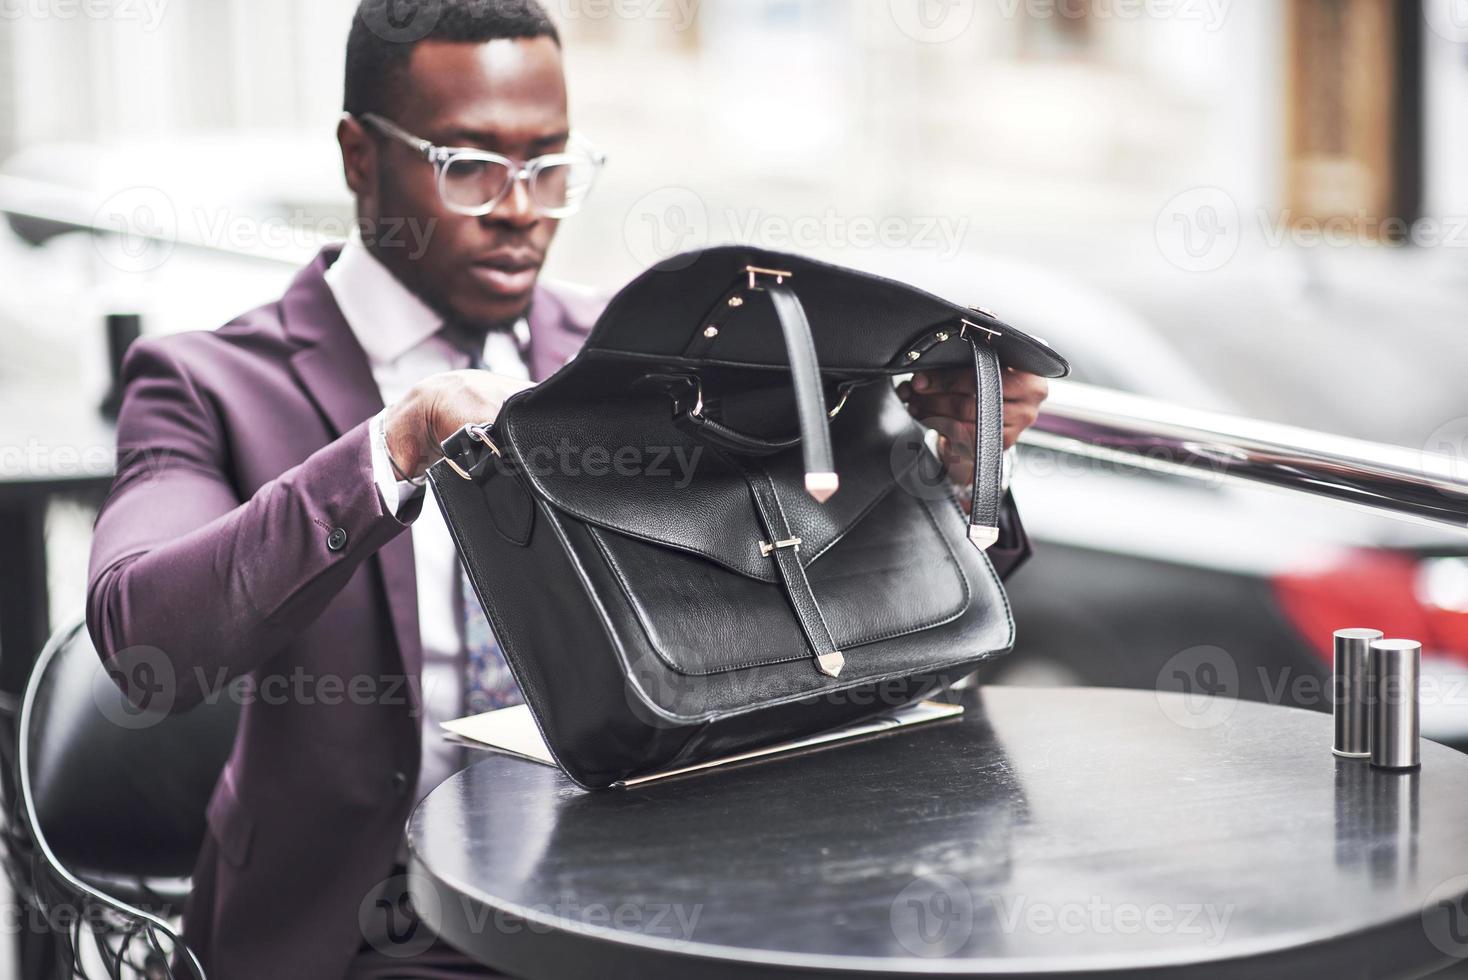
xmin=384 ymin=370 xmax=535 ymax=481
xmin=897 ymin=366 xmax=1049 ymax=497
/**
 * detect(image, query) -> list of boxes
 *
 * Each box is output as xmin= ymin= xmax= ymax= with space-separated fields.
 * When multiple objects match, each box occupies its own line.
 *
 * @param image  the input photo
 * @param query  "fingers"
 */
xmin=1001 ymin=370 xmax=1049 ymax=406
xmin=910 ymin=367 xmax=974 ymax=396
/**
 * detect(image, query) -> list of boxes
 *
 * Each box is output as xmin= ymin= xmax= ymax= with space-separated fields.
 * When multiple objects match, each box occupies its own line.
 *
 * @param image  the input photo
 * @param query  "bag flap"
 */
xmin=575 ymin=244 xmax=1070 ymax=379
xmin=501 ymin=381 xmax=934 ymax=583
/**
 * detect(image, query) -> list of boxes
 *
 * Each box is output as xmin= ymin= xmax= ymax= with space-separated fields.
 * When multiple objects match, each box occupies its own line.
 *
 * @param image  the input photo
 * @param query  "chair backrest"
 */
xmin=25 ymin=620 xmax=240 ymax=880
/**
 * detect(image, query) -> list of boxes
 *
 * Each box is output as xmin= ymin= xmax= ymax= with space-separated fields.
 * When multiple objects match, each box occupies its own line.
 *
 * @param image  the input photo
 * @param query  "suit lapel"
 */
xmin=281 ymin=249 xmax=425 ymax=708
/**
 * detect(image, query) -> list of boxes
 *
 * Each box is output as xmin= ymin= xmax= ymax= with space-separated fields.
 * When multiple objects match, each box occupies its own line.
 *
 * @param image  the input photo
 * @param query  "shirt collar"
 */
xmin=324 ymin=234 xmax=444 ymax=366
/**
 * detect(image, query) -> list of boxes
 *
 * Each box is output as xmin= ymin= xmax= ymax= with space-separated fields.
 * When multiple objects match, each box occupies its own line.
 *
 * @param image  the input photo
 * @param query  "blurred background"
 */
xmin=3 ymin=0 xmax=1468 ymax=778
xmin=3 ymin=0 xmax=1468 ymax=971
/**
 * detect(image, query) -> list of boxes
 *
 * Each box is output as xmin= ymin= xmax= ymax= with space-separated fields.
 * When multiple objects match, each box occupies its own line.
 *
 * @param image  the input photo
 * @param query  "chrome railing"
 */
xmin=1026 ymin=381 xmax=1468 ymax=534
xmin=7 ymin=175 xmax=1468 ymax=532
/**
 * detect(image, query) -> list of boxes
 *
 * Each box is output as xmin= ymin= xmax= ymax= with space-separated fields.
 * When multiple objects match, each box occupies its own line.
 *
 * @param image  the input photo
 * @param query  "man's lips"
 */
xmin=468 ymin=253 xmax=542 ymax=298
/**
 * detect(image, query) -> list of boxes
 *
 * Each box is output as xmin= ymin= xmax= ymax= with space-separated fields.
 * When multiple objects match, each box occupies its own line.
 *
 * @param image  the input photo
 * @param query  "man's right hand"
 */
xmin=383 ymin=370 xmax=535 ymax=481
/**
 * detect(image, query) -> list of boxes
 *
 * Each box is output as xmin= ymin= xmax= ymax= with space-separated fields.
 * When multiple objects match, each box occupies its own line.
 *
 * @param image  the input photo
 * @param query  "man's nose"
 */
xmin=483 ymin=177 xmax=539 ymax=229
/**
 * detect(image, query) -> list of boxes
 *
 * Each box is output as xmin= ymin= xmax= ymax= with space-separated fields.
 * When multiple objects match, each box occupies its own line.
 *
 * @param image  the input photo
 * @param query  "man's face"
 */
xmin=351 ymin=36 xmax=569 ymax=328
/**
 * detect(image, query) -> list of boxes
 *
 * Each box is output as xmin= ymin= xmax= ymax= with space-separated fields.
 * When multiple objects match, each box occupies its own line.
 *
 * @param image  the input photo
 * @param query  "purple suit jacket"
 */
xmin=86 ymin=245 xmax=1030 ymax=979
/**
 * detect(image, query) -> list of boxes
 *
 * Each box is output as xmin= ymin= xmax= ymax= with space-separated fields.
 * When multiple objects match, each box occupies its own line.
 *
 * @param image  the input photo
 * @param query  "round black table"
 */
xmin=407 ymin=686 xmax=1468 ymax=979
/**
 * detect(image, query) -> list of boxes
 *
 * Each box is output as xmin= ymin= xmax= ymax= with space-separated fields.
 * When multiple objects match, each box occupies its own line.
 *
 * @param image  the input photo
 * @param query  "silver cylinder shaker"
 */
xmin=1333 ymin=628 xmax=1382 ymax=758
xmin=1369 ymin=638 xmax=1421 ymax=770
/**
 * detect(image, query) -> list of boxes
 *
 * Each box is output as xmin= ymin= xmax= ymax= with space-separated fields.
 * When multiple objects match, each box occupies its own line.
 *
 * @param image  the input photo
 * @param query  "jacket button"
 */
xmin=326 ymin=527 xmax=349 ymax=552
xmin=391 ymin=771 xmax=409 ymax=798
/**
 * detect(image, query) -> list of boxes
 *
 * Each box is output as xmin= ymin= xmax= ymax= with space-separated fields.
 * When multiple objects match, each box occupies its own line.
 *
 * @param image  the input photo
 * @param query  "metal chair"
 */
xmin=2 ymin=618 xmax=241 ymax=979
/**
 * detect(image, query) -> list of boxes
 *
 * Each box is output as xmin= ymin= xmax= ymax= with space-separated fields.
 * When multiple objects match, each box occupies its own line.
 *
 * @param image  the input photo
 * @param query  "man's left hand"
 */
xmin=896 ymin=366 xmax=1049 ymax=495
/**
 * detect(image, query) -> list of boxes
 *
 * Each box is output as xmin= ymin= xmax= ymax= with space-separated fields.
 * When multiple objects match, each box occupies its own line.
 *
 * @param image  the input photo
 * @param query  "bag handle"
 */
xmin=675 ymin=269 xmax=838 ymax=500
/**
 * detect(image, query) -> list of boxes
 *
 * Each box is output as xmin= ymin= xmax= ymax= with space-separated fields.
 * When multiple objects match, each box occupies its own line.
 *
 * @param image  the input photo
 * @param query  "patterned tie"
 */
xmin=460 ymin=568 xmax=524 ymax=714
xmin=457 ymin=324 xmax=528 ymax=715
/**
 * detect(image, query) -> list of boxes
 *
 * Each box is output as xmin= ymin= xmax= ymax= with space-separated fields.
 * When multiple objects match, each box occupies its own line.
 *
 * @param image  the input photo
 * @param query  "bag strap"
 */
xmin=764 ymin=281 xmax=838 ymax=500
xmin=964 ymin=333 xmax=1004 ymax=550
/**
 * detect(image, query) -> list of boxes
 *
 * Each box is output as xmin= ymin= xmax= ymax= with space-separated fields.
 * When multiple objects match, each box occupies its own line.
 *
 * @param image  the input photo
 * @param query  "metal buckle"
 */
xmin=443 ymin=423 xmax=500 ymax=481
xmin=759 ymin=536 xmax=803 ymax=557
xmin=827 ymin=381 xmax=856 ymax=420
xmin=960 ymin=318 xmax=1002 ymax=342
xmin=745 ymin=265 xmax=794 ymax=290
xmin=671 ymin=375 xmax=706 ymax=420
xmin=467 ymin=424 xmax=501 ymax=456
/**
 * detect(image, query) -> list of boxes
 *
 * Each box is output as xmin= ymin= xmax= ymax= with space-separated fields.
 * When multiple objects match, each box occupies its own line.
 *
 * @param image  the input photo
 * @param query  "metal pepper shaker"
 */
xmin=1369 ymin=638 xmax=1421 ymax=770
xmin=1333 ymin=628 xmax=1382 ymax=758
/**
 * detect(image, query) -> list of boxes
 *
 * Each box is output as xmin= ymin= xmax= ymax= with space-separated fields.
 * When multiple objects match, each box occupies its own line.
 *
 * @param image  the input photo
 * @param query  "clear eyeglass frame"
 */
xmin=359 ymin=112 xmax=606 ymax=220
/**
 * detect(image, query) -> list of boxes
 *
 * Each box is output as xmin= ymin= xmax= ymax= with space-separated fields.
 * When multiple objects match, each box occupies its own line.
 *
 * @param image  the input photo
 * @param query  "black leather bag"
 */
xmin=429 ymin=247 xmax=1069 ymax=788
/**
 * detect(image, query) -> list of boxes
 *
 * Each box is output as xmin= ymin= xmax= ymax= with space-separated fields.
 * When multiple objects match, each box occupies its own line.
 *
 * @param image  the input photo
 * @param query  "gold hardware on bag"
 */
xmin=960 ymin=319 xmax=1002 ymax=342
xmin=759 ymin=536 xmax=803 ymax=557
xmin=444 ymin=423 xmax=500 ymax=480
xmin=745 ymin=265 xmax=794 ymax=290
xmin=816 ymin=651 xmax=846 ymax=677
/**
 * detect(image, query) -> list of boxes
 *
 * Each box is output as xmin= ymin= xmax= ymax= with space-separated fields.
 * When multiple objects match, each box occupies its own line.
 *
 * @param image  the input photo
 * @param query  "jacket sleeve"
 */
xmin=86 ymin=338 xmax=416 ymax=712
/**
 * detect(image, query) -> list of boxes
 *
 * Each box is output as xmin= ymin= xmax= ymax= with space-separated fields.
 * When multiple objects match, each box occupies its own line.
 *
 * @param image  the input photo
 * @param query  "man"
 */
xmin=86 ymin=1 xmax=1050 ymax=976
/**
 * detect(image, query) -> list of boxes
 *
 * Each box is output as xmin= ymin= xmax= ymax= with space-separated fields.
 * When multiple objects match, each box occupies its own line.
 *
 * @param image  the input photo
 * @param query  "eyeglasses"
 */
xmin=359 ymin=113 xmax=606 ymax=219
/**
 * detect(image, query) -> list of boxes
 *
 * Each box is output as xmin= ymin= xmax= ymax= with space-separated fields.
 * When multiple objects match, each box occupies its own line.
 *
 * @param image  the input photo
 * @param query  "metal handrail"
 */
xmin=0 ymin=174 xmax=316 ymax=266
xmin=8 ymin=175 xmax=1467 ymax=532
xmin=1025 ymin=380 xmax=1468 ymax=533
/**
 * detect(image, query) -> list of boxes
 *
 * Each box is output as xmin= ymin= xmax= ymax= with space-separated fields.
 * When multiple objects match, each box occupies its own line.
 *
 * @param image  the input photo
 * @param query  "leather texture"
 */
xmin=431 ymin=247 xmax=1070 ymax=788
xmin=968 ymin=337 xmax=1005 ymax=535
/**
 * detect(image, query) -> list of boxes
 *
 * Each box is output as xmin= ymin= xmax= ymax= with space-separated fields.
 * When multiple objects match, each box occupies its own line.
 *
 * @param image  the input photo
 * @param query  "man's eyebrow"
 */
xmin=435 ymin=128 xmax=571 ymax=150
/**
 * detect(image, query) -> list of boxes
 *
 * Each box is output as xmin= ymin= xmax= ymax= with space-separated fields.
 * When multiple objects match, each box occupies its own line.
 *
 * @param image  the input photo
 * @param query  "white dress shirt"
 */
xmin=324 ymin=236 xmax=529 ymax=811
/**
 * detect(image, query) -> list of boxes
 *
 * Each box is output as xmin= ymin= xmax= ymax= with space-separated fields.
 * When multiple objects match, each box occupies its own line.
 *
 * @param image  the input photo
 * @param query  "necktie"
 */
xmin=457 ymin=325 xmax=527 ymax=715
xmin=460 ymin=569 xmax=524 ymax=714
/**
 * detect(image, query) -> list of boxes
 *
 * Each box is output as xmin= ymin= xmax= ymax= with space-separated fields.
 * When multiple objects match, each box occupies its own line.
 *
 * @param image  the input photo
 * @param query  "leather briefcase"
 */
xmin=429 ymin=246 xmax=1069 ymax=788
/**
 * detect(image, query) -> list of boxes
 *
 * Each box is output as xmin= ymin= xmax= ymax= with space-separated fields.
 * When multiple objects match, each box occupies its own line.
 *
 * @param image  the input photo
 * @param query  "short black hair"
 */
xmin=344 ymin=0 xmax=560 ymax=118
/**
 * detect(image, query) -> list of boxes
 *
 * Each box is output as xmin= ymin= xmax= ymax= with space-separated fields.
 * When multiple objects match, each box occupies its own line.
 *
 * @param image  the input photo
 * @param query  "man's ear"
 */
xmin=337 ymin=113 xmax=375 ymax=203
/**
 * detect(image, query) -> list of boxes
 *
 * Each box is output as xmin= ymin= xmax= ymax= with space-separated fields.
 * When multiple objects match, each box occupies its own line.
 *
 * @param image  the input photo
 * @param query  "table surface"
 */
xmin=407 ymin=686 xmax=1468 ymax=979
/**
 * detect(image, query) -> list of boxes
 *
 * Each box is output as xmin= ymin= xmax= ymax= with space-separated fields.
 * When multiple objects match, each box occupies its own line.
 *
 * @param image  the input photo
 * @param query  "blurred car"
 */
xmin=860 ymin=249 xmax=1468 ymax=751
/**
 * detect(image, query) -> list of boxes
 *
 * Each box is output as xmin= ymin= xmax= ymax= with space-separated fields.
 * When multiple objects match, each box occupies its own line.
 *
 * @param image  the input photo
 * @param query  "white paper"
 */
xmin=442 ymin=700 xmax=964 ymax=786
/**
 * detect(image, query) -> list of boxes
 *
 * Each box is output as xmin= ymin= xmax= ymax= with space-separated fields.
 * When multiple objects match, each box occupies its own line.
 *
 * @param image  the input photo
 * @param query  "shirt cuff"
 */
xmin=371 ymin=409 xmax=425 ymax=518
